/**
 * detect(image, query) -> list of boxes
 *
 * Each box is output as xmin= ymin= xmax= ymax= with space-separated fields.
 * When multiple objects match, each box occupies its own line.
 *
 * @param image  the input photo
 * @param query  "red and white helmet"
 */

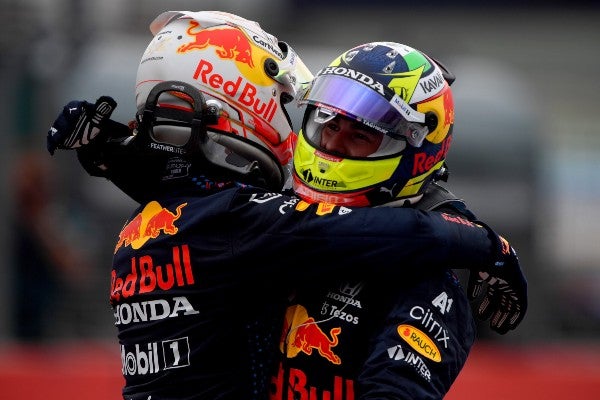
xmin=135 ymin=11 xmax=313 ymax=189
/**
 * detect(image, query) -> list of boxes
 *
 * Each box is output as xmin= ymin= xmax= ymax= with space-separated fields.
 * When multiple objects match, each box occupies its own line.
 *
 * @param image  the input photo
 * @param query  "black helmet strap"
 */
xmin=137 ymin=80 xmax=220 ymax=155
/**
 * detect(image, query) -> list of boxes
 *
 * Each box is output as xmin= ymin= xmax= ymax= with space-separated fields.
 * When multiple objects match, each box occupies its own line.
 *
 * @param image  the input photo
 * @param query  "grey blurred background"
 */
xmin=0 ymin=0 xmax=599 ymax=347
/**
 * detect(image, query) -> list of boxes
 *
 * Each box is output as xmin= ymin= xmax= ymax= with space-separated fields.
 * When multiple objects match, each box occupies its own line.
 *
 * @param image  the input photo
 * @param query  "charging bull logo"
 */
xmin=443 ymin=89 xmax=454 ymax=126
xmin=178 ymin=20 xmax=254 ymax=67
xmin=281 ymin=305 xmax=342 ymax=365
xmin=114 ymin=201 xmax=187 ymax=253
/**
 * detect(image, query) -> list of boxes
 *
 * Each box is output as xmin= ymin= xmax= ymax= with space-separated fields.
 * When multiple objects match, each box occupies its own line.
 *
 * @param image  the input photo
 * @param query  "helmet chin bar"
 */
xmin=136 ymin=80 xmax=220 ymax=155
xmin=136 ymin=80 xmax=284 ymax=190
xmin=202 ymin=132 xmax=284 ymax=191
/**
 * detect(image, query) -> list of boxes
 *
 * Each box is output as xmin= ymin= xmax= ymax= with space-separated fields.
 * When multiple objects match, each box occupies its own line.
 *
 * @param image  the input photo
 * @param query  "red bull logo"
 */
xmin=193 ymin=59 xmax=279 ymax=125
xmin=114 ymin=213 xmax=143 ymax=252
xmin=115 ymin=201 xmax=187 ymax=253
xmin=110 ymin=245 xmax=195 ymax=304
xmin=441 ymin=212 xmax=476 ymax=227
xmin=412 ymin=134 xmax=452 ymax=176
xmin=178 ymin=20 xmax=254 ymax=67
xmin=270 ymin=363 xmax=355 ymax=400
xmin=281 ymin=305 xmax=341 ymax=365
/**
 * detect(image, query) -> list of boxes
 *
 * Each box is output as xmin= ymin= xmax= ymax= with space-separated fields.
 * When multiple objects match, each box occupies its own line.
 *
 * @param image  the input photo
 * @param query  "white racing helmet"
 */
xmin=134 ymin=11 xmax=313 ymax=190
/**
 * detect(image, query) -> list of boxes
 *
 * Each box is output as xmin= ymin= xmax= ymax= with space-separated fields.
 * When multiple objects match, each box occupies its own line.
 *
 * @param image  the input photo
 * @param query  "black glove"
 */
xmin=47 ymin=96 xmax=117 ymax=155
xmin=468 ymin=226 xmax=528 ymax=335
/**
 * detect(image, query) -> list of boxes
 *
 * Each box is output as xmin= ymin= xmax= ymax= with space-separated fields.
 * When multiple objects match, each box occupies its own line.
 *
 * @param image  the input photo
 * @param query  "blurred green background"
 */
xmin=0 ymin=1 xmax=599 ymax=396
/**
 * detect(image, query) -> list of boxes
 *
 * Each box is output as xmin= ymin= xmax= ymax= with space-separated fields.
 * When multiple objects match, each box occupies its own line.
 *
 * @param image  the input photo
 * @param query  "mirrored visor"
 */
xmin=300 ymin=74 xmax=426 ymax=131
xmin=300 ymin=74 xmax=430 ymax=147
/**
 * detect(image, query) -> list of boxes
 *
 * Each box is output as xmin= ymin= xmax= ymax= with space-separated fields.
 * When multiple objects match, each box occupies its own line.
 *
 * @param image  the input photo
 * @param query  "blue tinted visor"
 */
xmin=299 ymin=74 xmax=427 ymax=139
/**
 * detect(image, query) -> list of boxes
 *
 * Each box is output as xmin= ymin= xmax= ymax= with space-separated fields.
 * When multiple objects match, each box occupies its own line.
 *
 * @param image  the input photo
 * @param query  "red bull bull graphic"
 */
xmin=115 ymin=201 xmax=187 ymax=253
xmin=178 ymin=20 xmax=254 ymax=67
xmin=177 ymin=20 xmax=278 ymax=88
xmin=443 ymin=88 xmax=454 ymax=126
xmin=281 ymin=305 xmax=342 ymax=365
xmin=114 ymin=213 xmax=143 ymax=252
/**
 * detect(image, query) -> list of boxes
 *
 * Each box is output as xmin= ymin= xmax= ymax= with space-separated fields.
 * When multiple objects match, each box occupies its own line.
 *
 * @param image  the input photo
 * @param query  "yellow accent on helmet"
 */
xmin=293 ymin=41 xmax=455 ymax=206
xmin=397 ymin=159 xmax=446 ymax=198
xmin=294 ymin=130 xmax=401 ymax=192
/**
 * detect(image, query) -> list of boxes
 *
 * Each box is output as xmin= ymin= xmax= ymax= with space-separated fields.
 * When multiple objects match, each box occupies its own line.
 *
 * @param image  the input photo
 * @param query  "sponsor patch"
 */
xmin=397 ymin=324 xmax=441 ymax=362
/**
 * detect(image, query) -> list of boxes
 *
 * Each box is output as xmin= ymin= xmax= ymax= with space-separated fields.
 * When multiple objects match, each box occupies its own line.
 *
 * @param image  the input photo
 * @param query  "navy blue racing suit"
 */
xmin=269 ymin=183 xmax=477 ymax=400
xmin=111 ymin=182 xmax=493 ymax=400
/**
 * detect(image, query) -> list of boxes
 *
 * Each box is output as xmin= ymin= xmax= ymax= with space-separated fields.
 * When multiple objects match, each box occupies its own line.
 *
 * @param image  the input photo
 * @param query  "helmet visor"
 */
xmin=303 ymin=107 xmax=407 ymax=158
xmin=299 ymin=74 xmax=429 ymax=147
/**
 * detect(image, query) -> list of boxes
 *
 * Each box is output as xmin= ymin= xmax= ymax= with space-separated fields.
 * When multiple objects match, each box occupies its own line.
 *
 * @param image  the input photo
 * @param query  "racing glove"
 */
xmin=468 ymin=223 xmax=528 ymax=335
xmin=47 ymin=96 xmax=125 ymax=155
